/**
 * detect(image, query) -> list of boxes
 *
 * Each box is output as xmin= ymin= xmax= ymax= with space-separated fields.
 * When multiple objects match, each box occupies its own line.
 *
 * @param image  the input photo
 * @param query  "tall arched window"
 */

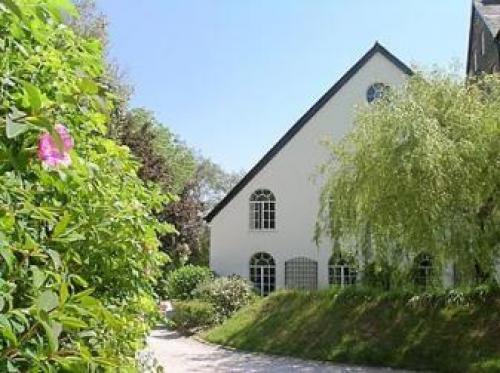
xmin=413 ymin=253 xmax=433 ymax=287
xmin=249 ymin=189 xmax=276 ymax=230
xmin=250 ymin=252 xmax=275 ymax=296
xmin=328 ymin=256 xmax=357 ymax=287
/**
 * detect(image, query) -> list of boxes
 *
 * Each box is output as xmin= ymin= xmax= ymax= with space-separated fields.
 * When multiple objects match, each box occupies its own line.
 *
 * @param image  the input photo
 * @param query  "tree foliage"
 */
xmin=196 ymin=158 xmax=244 ymax=212
xmin=68 ymin=0 xmax=242 ymax=270
xmin=115 ymin=108 xmax=197 ymax=195
xmin=0 ymin=0 xmax=171 ymax=370
xmin=67 ymin=0 xmax=108 ymax=46
xmin=318 ymin=72 xmax=499 ymax=284
xmin=159 ymin=159 xmax=243 ymax=266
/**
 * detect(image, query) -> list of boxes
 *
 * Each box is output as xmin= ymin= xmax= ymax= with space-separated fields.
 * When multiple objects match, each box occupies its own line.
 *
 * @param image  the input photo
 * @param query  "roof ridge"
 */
xmin=205 ymin=43 xmax=412 ymax=222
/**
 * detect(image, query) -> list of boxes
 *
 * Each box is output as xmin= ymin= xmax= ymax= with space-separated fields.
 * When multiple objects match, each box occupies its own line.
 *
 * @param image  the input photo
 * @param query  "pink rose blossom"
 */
xmin=54 ymin=123 xmax=74 ymax=151
xmin=37 ymin=124 xmax=74 ymax=169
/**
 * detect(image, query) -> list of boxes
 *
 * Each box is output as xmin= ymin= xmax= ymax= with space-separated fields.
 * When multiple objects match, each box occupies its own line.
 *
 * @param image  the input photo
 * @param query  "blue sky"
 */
xmin=97 ymin=0 xmax=470 ymax=172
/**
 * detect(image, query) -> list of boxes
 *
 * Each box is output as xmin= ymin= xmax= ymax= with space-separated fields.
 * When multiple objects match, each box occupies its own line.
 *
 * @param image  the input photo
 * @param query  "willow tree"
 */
xmin=318 ymin=72 xmax=499 ymax=285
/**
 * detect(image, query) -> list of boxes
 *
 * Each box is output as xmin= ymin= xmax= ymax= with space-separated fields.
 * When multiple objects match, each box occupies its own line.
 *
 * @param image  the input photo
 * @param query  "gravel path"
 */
xmin=147 ymin=328 xmax=409 ymax=373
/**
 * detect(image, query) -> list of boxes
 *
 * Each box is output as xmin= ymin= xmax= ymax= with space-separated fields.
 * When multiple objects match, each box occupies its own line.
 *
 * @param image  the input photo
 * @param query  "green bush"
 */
xmin=164 ymin=265 xmax=213 ymax=300
xmin=194 ymin=276 xmax=254 ymax=321
xmin=171 ymin=300 xmax=215 ymax=332
xmin=0 ymin=1 xmax=171 ymax=370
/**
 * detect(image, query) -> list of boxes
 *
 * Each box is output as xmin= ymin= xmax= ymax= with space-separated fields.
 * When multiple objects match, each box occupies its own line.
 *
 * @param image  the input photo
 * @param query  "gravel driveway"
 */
xmin=147 ymin=328 xmax=409 ymax=373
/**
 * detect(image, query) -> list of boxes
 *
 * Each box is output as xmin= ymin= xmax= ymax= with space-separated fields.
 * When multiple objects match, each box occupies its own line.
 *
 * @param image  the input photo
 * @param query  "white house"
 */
xmin=206 ymin=43 xmax=433 ymax=294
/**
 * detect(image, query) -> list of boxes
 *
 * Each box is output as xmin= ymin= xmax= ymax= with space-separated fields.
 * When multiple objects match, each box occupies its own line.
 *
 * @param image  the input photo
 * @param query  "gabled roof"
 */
xmin=474 ymin=0 xmax=500 ymax=39
xmin=205 ymin=42 xmax=413 ymax=223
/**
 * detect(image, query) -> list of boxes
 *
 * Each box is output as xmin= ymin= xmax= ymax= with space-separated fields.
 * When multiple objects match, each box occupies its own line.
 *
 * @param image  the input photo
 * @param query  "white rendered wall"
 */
xmin=209 ymin=52 xmax=410 ymax=289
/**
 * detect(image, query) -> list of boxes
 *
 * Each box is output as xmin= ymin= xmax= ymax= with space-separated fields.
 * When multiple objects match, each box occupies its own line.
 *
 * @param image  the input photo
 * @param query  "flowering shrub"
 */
xmin=37 ymin=124 xmax=74 ymax=168
xmin=164 ymin=265 xmax=213 ymax=300
xmin=0 ymin=0 xmax=172 ymax=370
xmin=193 ymin=276 xmax=254 ymax=322
xmin=136 ymin=349 xmax=164 ymax=373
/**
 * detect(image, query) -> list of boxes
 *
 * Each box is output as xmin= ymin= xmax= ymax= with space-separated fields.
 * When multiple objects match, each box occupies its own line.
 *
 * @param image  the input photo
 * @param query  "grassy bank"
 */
xmin=203 ymin=287 xmax=500 ymax=372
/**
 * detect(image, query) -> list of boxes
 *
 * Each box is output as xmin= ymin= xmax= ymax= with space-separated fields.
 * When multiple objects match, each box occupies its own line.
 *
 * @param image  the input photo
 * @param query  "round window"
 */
xmin=366 ymin=83 xmax=389 ymax=103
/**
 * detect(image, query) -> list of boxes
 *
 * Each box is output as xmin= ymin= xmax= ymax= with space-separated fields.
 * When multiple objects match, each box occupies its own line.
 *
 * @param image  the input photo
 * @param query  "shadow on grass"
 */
xmin=204 ymin=290 xmax=500 ymax=372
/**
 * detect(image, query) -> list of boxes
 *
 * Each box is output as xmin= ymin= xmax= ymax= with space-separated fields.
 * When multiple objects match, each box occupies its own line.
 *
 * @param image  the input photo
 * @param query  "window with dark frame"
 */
xmin=328 ymin=257 xmax=357 ymax=287
xmin=249 ymin=189 xmax=276 ymax=230
xmin=414 ymin=253 xmax=433 ymax=288
xmin=249 ymin=252 xmax=276 ymax=296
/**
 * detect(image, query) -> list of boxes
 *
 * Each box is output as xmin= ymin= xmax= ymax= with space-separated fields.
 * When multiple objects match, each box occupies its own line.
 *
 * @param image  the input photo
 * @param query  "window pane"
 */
xmin=250 ymin=253 xmax=276 ymax=296
xmin=250 ymin=191 xmax=276 ymax=230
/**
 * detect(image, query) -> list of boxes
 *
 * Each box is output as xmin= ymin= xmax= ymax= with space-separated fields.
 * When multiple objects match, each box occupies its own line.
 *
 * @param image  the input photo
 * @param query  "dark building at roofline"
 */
xmin=467 ymin=0 xmax=500 ymax=76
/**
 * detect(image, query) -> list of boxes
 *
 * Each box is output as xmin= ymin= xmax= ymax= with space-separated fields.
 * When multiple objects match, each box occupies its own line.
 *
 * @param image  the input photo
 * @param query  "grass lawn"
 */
xmin=202 ymin=288 xmax=500 ymax=372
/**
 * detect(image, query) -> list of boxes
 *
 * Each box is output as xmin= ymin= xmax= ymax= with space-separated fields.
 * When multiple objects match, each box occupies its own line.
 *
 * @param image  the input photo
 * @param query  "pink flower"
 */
xmin=54 ymin=123 xmax=74 ymax=151
xmin=37 ymin=124 xmax=74 ymax=169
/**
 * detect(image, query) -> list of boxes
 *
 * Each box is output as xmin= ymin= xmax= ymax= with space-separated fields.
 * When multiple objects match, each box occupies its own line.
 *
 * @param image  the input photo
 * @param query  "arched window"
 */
xmin=249 ymin=189 xmax=276 ymax=230
xmin=250 ymin=252 xmax=275 ymax=296
xmin=328 ymin=256 xmax=357 ymax=287
xmin=414 ymin=253 xmax=433 ymax=287
xmin=285 ymin=257 xmax=318 ymax=290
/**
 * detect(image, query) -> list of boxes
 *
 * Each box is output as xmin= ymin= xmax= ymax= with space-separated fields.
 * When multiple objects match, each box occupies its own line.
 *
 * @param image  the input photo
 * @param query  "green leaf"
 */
xmin=39 ymin=320 xmax=60 ymax=353
xmin=22 ymin=82 xmax=42 ymax=112
xmin=35 ymin=290 xmax=59 ymax=312
xmin=52 ymin=212 xmax=71 ymax=238
xmin=32 ymin=266 xmax=46 ymax=289
xmin=78 ymin=78 xmax=98 ymax=95
xmin=0 ymin=323 xmax=18 ymax=346
xmin=52 ymin=231 xmax=85 ymax=243
xmin=12 ymin=40 xmax=28 ymax=57
xmin=9 ymin=310 xmax=29 ymax=327
xmin=0 ymin=316 xmax=18 ymax=346
xmin=0 ymin=247 xmax=15 ymax=272
xmin=47 ymin=249 xmax=62 ymax=269
xmin=58 ymin=316 xmax=87 ymax=329
xmin=0 ymin=212 xmax=15 ymax=232
xmin=71 ymin=275 xmax=89 ymax=288
xmin=59 ymin=282 xmax=68 ymax=305
xmin=6 ymin=114 xmax=29 ymax=139
xmin=0 ymin=0 xmax=23 ymax=19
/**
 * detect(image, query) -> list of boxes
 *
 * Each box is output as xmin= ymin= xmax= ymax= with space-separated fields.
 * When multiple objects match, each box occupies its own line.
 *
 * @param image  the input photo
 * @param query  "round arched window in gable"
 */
xmin=250 ymin=252 xmax=276 ymax=296
xmin=366 ymin=82 xmax=390 ymax=103
xmin=249 ymin=189 xmax=276 ymax=230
